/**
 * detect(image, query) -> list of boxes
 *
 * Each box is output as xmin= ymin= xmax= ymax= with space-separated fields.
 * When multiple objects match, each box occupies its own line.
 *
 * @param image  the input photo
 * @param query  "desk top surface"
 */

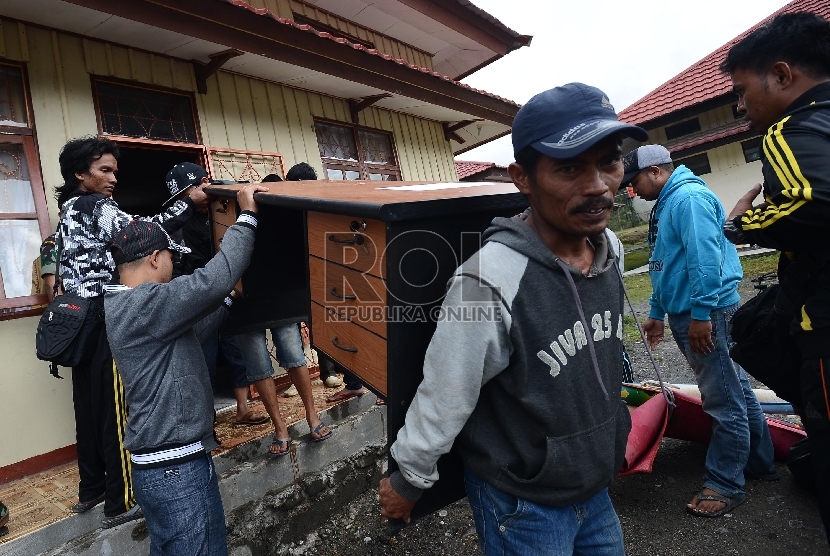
xmin=205 ymin=180 xmax=526 ymax=221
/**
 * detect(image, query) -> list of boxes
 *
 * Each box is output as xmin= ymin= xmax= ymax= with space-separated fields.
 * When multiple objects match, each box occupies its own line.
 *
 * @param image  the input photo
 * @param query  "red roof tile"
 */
xmin=665 ymin=119 xmax=752 ymax=154
xmin=618 ymin=0 xmax=830 ymax=126
xmin=221 ymin=0 xmax=521 ymax=108
xmin=454 ymin=160 xmax=506 ymax=179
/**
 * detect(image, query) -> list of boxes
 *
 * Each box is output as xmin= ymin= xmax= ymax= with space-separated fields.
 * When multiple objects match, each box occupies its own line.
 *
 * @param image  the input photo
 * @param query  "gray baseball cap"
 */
xmin=622 ymin=145 xmax=672 ymax=185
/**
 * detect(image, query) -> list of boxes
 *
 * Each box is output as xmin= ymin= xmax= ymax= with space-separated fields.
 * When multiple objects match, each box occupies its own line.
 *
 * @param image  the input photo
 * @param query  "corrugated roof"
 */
xmin=221 ymin=0 xmax=521 ymax=107
xmin=455 ymin=160 xmax=506 ymax=179
xmin=618 ymin=0 xmax=830 ymax=126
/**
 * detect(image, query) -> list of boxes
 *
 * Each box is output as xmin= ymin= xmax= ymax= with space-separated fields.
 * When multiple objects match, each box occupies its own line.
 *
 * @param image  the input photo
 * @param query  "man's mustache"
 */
xmin=570 ymin=197 xmax=614 ymax=214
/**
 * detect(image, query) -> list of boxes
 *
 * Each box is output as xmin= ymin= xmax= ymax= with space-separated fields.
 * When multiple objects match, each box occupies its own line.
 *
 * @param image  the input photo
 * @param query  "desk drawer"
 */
xmin=211 ymin=199 xmax=238 ymax=227
xmin=311 ymin=301 xmax=387 ymax=396
xmin=309 ymin=256 xmax=387 ymax=338
xmin=307 ymin=212 xmax=385 ymax=278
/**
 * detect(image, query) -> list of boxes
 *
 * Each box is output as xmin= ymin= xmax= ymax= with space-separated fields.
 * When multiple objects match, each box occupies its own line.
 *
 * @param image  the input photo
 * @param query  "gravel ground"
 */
xmin=279 ymin=265 xmax=829 ymax=556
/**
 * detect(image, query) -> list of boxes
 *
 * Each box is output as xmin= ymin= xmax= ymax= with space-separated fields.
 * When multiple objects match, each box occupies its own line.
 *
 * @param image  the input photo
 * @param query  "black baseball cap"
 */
xmin=512 ymin=83 xmax=648 ymax=159
xmin=164 ymin=162 xmax=208 ymax=206
xmin=110 ymin=220 xmax=190 ymax=265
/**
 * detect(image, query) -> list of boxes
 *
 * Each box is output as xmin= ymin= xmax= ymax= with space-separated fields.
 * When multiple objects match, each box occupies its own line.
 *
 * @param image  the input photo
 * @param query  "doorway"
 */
xmin=112 ymin=146 xmax=202 ymax=216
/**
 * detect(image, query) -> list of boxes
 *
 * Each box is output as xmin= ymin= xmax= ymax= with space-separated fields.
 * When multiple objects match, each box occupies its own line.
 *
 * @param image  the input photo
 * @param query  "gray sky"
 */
xmin=459 ymin=0 xmax=791 ymax=165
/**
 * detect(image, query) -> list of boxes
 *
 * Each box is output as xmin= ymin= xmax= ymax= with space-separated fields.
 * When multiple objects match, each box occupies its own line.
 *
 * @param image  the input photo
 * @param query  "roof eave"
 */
xmin=63 ymin=0 xmax=520 ymax=127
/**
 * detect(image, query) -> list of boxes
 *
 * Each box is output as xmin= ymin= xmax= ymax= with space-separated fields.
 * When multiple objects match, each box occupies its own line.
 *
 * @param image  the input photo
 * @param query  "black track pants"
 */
xmin=801 ymin=357 xmax=830 ymax=547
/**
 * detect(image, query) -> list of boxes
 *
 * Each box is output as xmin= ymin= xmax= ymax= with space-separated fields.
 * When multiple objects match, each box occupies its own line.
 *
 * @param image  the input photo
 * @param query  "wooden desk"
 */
xmin=207 ymin=180 xmax=527 ymax=519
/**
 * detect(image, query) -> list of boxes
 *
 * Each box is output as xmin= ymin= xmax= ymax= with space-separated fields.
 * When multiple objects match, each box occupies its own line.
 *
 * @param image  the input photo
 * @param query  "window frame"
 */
xmin=91 ymin=76 xmax=202 ymax=146
xmin=0 ymin=60 xmax=51 ymax=319
xmin=673 ymin=151 xmax=712 ymax=176
xmin=314 ymin=119 xmax=401 ymax=181
xmin=741 ymin=137 xmax=763 ymax=163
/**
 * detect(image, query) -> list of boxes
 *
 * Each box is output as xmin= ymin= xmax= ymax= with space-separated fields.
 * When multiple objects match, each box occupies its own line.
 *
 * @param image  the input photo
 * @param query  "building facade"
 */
xmin=618 ymin=0 xmax=829 ymax=214
xmin=0 ymin=0 xmax=528 ymax=477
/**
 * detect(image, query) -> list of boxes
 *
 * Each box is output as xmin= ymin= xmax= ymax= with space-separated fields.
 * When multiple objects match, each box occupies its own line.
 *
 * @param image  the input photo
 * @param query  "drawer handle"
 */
xmin=331 ymin=336 xmax=358 ymax=353
xmin=330 ymin=287 xmax=356 ymax=300
xmin=328 ymin=235 xmax=356 ymax=244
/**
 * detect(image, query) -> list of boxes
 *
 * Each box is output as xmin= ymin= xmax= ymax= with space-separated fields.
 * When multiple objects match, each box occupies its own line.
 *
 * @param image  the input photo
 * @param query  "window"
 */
xmin=0 ymin=62 xmax=51 ymax=319
xmin=674 ymin=152 xmax=712 ymax=176
xmin=315 ymin=121 xmax=400 ymax=181
xmin=664 ymin=118 xmax=702 ymax=140
xmin=741 ymin=137 xmax=763 ymax=163
xmin=732 ymin=104 xmax=743 ymax=120
xmin=94 ymin=80 xmax=199 ymax=143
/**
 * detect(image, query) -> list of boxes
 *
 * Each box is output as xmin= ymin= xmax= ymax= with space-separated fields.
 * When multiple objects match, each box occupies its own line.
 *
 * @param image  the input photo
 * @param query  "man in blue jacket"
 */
xmin=626 ymin=145 xmax=776 ymax=517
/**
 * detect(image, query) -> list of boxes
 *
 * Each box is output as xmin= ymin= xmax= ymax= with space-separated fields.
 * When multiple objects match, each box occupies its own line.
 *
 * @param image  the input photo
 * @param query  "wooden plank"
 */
xmin=105 ymin=43 xmax=117 ymax=76
xmin=131 ymin=49 xmax=153 ymax=84
xmin=332 ymin=97 xmax=348 ymax=123
xmin=265 ymin=83 xmax=296 ymax=161
xmin=152 ymin=54 xmax=174 ymax=88
xmin=249 ymin=79 xmax=279 ymax=155
xmin=390 ymin=112 xmax=416 ymax=181
xmin=319 ymin=95 xmax=336 ymax=121
xmin=216 ymin=71 xmax=246 ymax=150
xmin=2 ymin=20 xmax=21 ymax=61
xmin=233 ymin=74 xmax=262 ymax=151
xmin=404 ymin=115 xmax=428 ymax=180
xmin=0 ymin=20 xmax=6 ymax=59
xmin=50 ymin=31 xmax=73 ymax=140
xmin=175 ymin=59 xmax=196 ymax=92
xmin=275 ymin=0 xmax=293 ymax=19
xmin=200 ymin=73 xmax=230 ymax=148
xmin=307 ymin=91 xmax=325 ymax=119
xmin=84 ymin=39 xmax=108 ymax=76
xmin=57 ymin=33 xmax=98 ymax=138
xmin=169 ymin=58 xmax=178 ymax=89
xmin=17 ymin=23 xmax=29 ymax=61
xmin=423 ymin=120 xmax=449 ymax=182
xmin=291 ymin=89 xmax=325 ymax=175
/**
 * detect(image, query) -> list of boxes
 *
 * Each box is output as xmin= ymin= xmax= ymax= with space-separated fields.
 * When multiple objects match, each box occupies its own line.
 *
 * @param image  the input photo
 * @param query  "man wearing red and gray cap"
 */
xmin=104 ymin=184 xmax=266 ymax=555
xmin=380 ymin=83 xmax=647 ymax=555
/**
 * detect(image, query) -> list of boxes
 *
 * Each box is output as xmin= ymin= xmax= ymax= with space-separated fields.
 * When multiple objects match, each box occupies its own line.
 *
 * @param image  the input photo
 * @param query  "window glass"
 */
xmin=741 ymin=137 xmax=763 ymax=163
xmin=316 ymin=122 xmax=358 ymax=161
xmin=0 ymin=219 xmax=40 ymax=298
xmin=327 ymin=168 xmax=343 ymax=180
xmin=0 ymin=65 xmax=28 ymax=127
xmin=0 ymin=143 xmax=34 ymax=213
xmin=344 ymin=170 xmax=361 ymax=180
xmin=358 ymin=130 xmax=394 ymax=164
xmin=96 ymin=81 xmax=198 ymax=143
xmin=665 ymin=118 xmax=701 ymax=141
xmin=674 ymin=152 xmax=712 ymax=176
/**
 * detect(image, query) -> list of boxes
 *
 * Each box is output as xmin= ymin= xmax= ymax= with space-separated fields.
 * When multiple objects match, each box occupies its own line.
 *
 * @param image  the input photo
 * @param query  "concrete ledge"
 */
xmin=4 ymin=396 xmax=386 ymax=556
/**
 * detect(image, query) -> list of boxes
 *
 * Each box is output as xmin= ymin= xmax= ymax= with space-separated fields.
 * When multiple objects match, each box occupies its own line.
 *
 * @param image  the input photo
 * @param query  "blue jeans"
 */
xmin=132 ymin=454 xmax=227 ymax=556
xmin=235 ymin=324 xmax=307 ymax=383
xmin=668 ymin=303 xmax=776 ymax=498
xmin=464 ymin=469 xmax=624 ymax=556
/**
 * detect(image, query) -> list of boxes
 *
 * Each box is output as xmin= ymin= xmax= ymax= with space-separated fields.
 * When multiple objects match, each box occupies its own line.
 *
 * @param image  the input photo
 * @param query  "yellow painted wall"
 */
xmin=0 ymin=20 xmax=456 ymax=469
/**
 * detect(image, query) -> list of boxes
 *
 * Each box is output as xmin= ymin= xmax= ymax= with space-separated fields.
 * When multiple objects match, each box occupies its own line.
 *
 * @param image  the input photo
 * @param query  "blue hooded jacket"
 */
xmin=648 ymin=165 xmax=742 ymax=321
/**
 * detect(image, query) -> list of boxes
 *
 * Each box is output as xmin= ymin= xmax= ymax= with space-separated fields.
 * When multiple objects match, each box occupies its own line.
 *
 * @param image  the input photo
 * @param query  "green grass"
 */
xmin=622 ymin=272 xmax=652 ymax=305
xmin=622 ymin=315 xmax=642 ymax=343
xmin=740 ymin=253 xmax=778 ymax=276
xmin=615 ymin=224 xmax=648 ymax=246
xmin=624 ymin=250 xmax=649 ymax=272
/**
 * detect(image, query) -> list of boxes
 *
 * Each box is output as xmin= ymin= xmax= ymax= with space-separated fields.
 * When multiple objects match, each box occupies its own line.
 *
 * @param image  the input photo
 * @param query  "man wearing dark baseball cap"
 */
xmin=624 ymin=144 xmax=776 ymax=518
xmin=104 ymin=184 xmax=266 ymax=555
xmin=380 ymin=84 xmax=646 ymax=555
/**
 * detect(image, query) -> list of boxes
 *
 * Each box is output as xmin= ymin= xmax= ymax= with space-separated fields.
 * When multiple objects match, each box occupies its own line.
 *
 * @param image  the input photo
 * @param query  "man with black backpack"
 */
xmin=720 ymin=12 xmax=830 ymax=544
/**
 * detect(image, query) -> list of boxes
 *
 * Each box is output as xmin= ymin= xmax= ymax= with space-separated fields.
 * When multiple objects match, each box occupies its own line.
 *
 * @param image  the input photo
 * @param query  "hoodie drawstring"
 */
xmin=555 ymin=259 xmax=610 ymax=401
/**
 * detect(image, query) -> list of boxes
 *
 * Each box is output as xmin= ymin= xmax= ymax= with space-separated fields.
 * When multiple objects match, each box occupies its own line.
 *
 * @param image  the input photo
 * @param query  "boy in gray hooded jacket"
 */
xmin=379 ymin=84 xmax=647 ymax=556
xmin=104 ymin=184 xmax=266 ymax=556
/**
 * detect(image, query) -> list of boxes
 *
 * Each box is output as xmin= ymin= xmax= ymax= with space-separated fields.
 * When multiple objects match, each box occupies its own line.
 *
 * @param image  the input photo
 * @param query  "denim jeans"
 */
xmin=668 ymin=303 xmax=776 ymax=498
xmin=235 ymin=325 xmax=307 ymax=383
xmin=132 ymin=454 xmax=227 ymax=556
xmin=464 ymin=469 xmax=624 ymax=556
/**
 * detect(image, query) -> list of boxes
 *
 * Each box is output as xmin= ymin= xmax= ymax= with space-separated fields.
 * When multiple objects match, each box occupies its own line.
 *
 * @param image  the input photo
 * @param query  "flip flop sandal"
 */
xmin=101 ymin=505 xmax=143 ymax=529
xmin=0 ymin=501 xmax=8 ymax=529
xmin=233 ymin=411 xmax=270 ymax=426
xmin=269 ymin=437 xmax=291 ymax=458
xmin=311 ymin=422 xmax=333 ymax=442
xmin=71 ymin=492 xmax=106 ymax=513
xmin=686 ymin=491 xmax=745 ymax=518
xmin=325 ymin=388 xmax=366 ymax=404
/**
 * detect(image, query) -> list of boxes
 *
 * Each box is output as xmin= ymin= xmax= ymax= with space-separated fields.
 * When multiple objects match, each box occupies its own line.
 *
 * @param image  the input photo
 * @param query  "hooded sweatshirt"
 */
xmin=104 ymin=214 xmax=257 ymax=464
xmin=647 ymin=165 xmax=742 ymax=321
xmin=389 ymin=215 xmax=631 ymax=507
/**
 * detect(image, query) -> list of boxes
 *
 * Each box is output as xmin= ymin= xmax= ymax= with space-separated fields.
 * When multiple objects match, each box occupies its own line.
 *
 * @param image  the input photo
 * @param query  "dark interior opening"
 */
xmin=113 ymin=146 xmax=200 ymax=216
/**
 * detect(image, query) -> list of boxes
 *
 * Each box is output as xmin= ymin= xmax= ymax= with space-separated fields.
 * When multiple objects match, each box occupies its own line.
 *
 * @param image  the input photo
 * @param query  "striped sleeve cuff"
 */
xmin=236 ymin=211 xmax=258 ymax=230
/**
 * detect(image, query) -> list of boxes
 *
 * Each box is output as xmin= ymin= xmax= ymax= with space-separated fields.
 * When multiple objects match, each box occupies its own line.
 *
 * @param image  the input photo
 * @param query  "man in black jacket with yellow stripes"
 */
xmin=721 ymin=12 xmax=830 ymax=545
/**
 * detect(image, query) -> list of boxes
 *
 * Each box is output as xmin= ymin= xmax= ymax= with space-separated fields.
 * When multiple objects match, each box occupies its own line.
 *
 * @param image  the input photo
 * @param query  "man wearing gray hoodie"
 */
xmin=379 ymin=84 xmax=648 ymax=555
xmin=104 ymin=184 xmax=266 ymax=555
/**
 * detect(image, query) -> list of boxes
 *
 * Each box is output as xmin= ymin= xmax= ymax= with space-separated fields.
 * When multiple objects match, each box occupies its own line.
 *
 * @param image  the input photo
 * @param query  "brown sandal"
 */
xmin=325 ymin=388 xmax=366 ymax=403
xmin=233 ymin=410 xmax=270 ymax=426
